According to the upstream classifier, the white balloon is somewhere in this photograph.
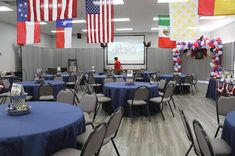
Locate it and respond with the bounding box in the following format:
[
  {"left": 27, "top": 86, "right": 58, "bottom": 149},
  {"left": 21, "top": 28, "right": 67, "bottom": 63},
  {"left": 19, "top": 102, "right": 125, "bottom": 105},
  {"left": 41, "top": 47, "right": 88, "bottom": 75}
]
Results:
[{"left": 211, "top": 72, "right": 215, "bottom": 76}]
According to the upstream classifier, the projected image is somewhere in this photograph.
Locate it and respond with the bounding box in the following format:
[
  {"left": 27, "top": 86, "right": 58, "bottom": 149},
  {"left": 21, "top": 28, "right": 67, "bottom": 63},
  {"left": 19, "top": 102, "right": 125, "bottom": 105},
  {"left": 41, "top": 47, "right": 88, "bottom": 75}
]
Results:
[{"left": 107, "top": 36, "right": 145, "bottom": 64}]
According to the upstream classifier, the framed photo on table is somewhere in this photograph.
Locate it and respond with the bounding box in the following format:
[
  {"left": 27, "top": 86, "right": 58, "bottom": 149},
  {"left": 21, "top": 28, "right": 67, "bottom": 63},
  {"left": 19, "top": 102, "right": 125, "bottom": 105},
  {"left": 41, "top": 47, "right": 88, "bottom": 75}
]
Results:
[{"left": 68, "top": 59, "right": 77, "bottom": 73}]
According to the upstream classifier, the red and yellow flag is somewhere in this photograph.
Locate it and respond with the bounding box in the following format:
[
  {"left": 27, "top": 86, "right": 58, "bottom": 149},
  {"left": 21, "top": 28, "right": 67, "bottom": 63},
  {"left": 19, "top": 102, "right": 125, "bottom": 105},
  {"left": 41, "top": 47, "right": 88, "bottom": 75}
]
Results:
[{"left": 198, "top": 0, "right": 235, "bottom": 16}]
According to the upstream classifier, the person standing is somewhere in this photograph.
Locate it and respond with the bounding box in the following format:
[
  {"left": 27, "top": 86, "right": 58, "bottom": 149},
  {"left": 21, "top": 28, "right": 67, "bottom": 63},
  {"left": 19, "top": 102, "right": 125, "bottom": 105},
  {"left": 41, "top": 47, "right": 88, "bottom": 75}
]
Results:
[{"left": 114, "top": 57, "right": 122, "bottom": 75}]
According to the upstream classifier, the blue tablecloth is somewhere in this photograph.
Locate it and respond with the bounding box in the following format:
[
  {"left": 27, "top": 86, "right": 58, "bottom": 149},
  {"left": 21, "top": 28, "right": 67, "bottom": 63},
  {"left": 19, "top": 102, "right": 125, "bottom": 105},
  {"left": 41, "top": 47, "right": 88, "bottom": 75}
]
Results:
[
  {"left": 159, "top": 74, "right": 186, "bottom": 83},
  {"left": 221, "top": 111, "right": 235, "bottom": 155},
  {"left": 94, "top": 74, "right": 126, "bottom": 85},
  {"left": 206, "top": 79, "right": 217, "bottom": 100},
  {"left": 103, "top": 82, "right": 159, "bottom": 117},
  {"left": 20, "top": 80, "right": 65, "bottom": 101},
  {"left": 0, "top": 102, "right": 85, "bottom": 156},
  {"left": 43, "top": 73, "right": 70, "bottom": 82},
  {"left": 143, "top": 71, "right": 155, "bottom": 82}
]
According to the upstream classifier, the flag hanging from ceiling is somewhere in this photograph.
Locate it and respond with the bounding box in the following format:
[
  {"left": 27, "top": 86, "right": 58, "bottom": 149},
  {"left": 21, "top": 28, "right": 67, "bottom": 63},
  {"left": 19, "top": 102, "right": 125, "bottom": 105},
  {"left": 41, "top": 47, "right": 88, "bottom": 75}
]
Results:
[
  {"left": 198, "top": 0, "right": 235, "bottom": 16},
  {"left": 169, "top": 0, "right": 199, "bottom": 41},
  {"left": 27, "top": 0, "right": 77, "bottom": 22},
  {"left": 17, "top": 0, "right": 40, "bottom": 45},
  {"left": 158, "top": 15, "right": 176, "bottom": 48},
  {"left": 86, "top": 0, "right": 114, "bottom": 43},
  {"left": 56, "top": 18, "right": 72, "bottom": 48}
]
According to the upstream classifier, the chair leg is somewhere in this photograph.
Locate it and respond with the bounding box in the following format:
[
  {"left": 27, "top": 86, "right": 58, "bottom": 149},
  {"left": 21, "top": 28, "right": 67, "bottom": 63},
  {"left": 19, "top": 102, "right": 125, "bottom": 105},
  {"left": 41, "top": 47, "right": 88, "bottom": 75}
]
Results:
[
  {"left": 185, "top": 144, "right": 193, "bottom": 156},
  {"left": 191, "top": 85, "right": 194, "bottom": 95},
  {"left": 171, "top": 97, "right": 176, "bottom": 109},
  {"left": 159, "top": 103, "right": 165, "bottom": 121},
  {"left": 129, "top": 105, "right": 133, "bottom": 123},
  {"left": 146, "top": 104, "right": 151, "bottom": 122},
  {"left": 168, "top": 102, "right": 174, "bottom": 117},
  {"left": 111, "top": 138, "right": 120, "bottom": 156},
  {"left": 214, "top": 126, "right": 221, "bottom": 138}
]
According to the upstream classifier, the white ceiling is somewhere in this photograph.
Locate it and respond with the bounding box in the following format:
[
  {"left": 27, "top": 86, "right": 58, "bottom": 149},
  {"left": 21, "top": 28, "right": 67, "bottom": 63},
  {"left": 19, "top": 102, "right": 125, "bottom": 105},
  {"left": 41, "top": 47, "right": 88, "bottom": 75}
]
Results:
[{"left": 0, "top": 0, "right": 235, "bottom": 36}]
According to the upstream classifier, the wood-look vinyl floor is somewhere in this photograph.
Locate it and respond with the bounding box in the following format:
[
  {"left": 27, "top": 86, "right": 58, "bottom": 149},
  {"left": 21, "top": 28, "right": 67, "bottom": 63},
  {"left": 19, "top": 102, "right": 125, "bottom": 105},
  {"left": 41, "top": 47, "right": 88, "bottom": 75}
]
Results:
[{"left": 93, "top": 83, "right": 220, "bottom": 156}]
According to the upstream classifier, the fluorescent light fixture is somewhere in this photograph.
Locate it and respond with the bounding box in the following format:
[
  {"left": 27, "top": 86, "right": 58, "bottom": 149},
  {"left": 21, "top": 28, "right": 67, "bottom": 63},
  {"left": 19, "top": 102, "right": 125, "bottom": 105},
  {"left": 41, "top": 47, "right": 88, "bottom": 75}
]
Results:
[
  {"left": 158, "top": 0, "right": 189, "bottom": 3},
  {"left": 72, "top": 20, "right": 86, "bottom": 23},
  {"left": 93, "top": 0, "right": 124, "bottom": 5},
  {"left": 153, "top": 16, "right": 169, "bottom": 21},
  {"left": 187, "top": 27, "right": 199, "bottom": 30},
  {"left": 82, "top": 29, "right": 87, "bottom": 32},
  {"left": 151, "top": 27, "right": 160, "bottom": 31},
  {"left": 51, "top": 30, "right": 65, "bottom": 33},
  {"left": 40, "top": 22, "right": 47, "bottom": 25},
  {"left": 116, "top": 28, "right": 133, "bottom": 31},
  {"left": 200, "top": 16, "right": 225, "bottom": 20},
  {"left": 112, "top": 18, "right": 130, "bottom": 22},
  {"left": 0, "top": 6, "right": 13, "bottom": 11},
  {"left": 153, "top": 17, "right": 159, "bottom": 21}
]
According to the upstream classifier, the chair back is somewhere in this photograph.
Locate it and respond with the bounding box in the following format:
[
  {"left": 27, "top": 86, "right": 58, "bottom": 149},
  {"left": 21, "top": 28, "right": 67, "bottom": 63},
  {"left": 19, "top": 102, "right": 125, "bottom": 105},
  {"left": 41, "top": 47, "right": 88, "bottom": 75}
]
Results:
[
  {"left": 104, "top": 107, "right": 124, "bottom": 143},
  {"left": 56, "top": 89, "right": 75, "bottom": 105},
  {"left": 184, "top": 75, "right": 193, "bottom": 84},
  {"left": 179, "top": 109, "right": 198, "bottom": 153},
  {"left": 172, "top": 75, "right": 181, "bottom": 84},
  {"left": 81, "top": 123, "right": 107, "bottom": 156},
  {"left": 216, "top": 96, "right": 235, "bottom": 116},
  {"left": 133, "top": 86, "right": 150, "bottom": 101},
  {"left": 2, "top": 79, "right": 10, "bottom": 89},
  {"left": 79, "top": 93, "right": 98, "bottom": 113},
  {"left": 115, "top": 78, "right": 125, "bottom": 82},
  {"left": 88, "top": 75, "right": 96, "bottom": 84},
  {"left": 163, "top": 83, "right": 175, "bottom": 99},
  {"left": 193, "top": 120, "right": 214, "bottom": 156},
  {"left": 104, "top": 78, "right": 114, "bottom": 84},
  {"left": 38, "top": 83, "right": 53, "bottom": 96},
  {"left": 158, "top": 79, "right": 166, "bottom": 90},
  {"left": 74, "top": 79, "right": 81, "bottom": 93},
  {"left": 80, "top": 73, "right": 87, "bottom": 85},
  {"left": 53, "top": 76, "right": 63, "bottom": 81},
  {"left": 68, "top": 75, "right": 77, "bottom": 82}
]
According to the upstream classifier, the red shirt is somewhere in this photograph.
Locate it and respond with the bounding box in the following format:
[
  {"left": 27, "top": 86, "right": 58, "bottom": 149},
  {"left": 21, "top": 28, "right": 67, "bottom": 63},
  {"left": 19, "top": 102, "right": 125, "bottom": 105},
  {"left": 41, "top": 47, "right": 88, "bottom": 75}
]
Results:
[{"left": 114, "top": 60, "right": 121, "bottom": 71}]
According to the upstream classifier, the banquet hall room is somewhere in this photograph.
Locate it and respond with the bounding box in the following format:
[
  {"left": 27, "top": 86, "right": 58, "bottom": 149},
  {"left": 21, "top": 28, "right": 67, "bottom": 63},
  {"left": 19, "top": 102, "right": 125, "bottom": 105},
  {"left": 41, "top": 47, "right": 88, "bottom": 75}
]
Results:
[{"left": 1, "top": 0, "right": 235, "bottom": 156}]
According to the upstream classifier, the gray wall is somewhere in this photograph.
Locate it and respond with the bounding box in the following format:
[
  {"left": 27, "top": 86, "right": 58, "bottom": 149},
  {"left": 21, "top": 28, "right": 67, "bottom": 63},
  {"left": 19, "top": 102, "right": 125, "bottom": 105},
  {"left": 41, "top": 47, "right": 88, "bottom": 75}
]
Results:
[
  {"left": 0, "top": 21, "right": 54, "bottom": 72},
  {"left": 22, "top": 46, "right": 104, "bottom": 81}
]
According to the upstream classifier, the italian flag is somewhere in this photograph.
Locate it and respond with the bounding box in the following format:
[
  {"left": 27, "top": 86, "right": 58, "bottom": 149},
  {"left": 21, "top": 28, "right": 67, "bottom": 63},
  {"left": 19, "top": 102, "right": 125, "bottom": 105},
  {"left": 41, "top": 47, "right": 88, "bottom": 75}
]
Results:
[
  {"left": 199, "top": 0, "right": 235, "bottom": 16},
  {"left": 158, "top": 15, "right": 176, "bottom": 49}
]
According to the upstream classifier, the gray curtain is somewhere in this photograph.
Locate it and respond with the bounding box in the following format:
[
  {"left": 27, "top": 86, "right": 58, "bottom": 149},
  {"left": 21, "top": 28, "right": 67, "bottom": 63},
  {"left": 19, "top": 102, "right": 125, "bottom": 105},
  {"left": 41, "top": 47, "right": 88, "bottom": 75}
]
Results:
[{"left": 22, "top": 46, "right": 104, "bottom": 81}]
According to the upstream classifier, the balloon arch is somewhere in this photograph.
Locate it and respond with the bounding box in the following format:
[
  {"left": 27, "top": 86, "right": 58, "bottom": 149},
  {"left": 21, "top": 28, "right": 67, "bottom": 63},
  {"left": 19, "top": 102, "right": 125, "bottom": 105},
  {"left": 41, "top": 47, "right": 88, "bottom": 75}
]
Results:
[{"left": 172, "top": 36, "right": 223, "bottom": 79}]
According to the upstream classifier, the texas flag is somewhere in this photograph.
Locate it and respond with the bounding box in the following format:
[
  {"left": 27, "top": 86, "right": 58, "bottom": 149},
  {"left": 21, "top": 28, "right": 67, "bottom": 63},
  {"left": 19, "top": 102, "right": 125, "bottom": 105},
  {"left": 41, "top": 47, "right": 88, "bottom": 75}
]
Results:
[
  {"left": 17, "top": 0, "right": 40, "bottom": 45},
  {"left": 56, "top": 19, "right": 73, "bottom": 48}
]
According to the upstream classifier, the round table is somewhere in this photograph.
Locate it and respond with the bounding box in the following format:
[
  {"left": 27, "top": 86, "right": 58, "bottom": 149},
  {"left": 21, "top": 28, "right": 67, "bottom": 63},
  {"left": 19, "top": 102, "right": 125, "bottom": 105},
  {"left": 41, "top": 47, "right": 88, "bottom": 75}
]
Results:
[
  {"left": 159, "top": 74, "right": 186, "bottom": 83},
  {"left": 43, "top": 73, "right": 70, "bottom": 82},
  {"left": 20, "top": 80, "right": 65, "bottom": 101},
  {"left": 94, "top": 74, "right": 126, "bottom": 85},
  {"left": 221, "top": 111, "right": 235, "bottom": 155},
  {"left": 103, "top": 82, "right": 159, "bottom": 117},
  {"left": 0, "top": 102, "right": 85, "bottom": 156}
]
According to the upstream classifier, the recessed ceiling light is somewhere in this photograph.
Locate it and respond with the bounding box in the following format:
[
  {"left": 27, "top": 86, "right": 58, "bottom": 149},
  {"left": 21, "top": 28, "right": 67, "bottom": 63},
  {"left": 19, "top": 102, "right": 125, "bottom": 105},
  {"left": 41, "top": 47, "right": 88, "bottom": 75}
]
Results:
[
  {"left": 158, "top": 0, "right": 189, "bottom": 3},
  {"left": 116, "top": 28, "right": 133, "bottom": 31},
  {"left": 200, "top": 16, "right": 225, "bottom": 20},
  {"left": 112, "top": 18, "right": 130, "bottom": 22},
  {"left": 151, "top": 27, "right": 160, "bottom": 31},
  {"left": 82, "top": 29, "right": 87, "bottom": 32},
  {"left": 93, "top": 0, "right": 124, "bottom": 5},
  {"left": 72, "top": 20, "right": 86, "bottom": 23},
  {"left": 40, "top": 22, "right": 47, "bottom": 25},
  {"left": 0, "top": 6, "right": 13, "bottom": 12}
]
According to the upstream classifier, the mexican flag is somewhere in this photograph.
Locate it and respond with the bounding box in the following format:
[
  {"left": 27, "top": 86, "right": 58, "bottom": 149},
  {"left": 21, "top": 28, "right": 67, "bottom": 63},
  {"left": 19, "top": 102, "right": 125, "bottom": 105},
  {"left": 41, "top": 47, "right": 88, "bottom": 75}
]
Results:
[
  {"left": 199, "top": 0, "right": 235, "bottom": 16},
  {"left": 158, "top": 15, "right": 176, "bottom": 48}
]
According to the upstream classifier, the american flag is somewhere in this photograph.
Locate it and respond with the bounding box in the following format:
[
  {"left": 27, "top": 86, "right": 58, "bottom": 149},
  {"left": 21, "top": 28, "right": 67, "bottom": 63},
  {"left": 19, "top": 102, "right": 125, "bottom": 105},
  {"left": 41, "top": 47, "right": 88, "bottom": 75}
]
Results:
[
  {"left": 17, "top": 0, "right": 40, "bottom": 45},
  {"left": 86, "top": 0, "right": 114, "bottom": 43},
  {"left": 27, "top": 0, "right": 77, "bottom": 22}
]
